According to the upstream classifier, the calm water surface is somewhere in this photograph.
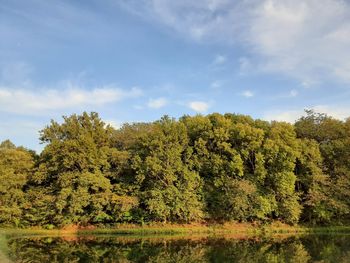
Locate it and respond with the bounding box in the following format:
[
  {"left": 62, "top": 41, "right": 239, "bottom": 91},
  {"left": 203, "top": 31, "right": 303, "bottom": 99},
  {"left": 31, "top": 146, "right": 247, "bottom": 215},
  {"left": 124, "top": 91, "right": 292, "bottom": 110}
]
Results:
[{"left": 0, "top": 233, "right": 350, "bottom": 262}]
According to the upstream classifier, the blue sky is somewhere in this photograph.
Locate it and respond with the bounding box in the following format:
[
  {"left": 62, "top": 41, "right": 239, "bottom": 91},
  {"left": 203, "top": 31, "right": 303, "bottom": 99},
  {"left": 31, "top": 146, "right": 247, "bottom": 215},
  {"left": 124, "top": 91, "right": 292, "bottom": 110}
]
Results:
[{"left": 1, "top": 0, "right": 350, "bottom": 151}]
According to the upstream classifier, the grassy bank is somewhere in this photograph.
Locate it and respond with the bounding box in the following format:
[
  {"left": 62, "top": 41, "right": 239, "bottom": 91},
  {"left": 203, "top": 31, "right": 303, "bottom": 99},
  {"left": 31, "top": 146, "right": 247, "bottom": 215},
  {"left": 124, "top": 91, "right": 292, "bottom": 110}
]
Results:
[{"left": 2, "top": 222, "right": 350, "bottom": 237}]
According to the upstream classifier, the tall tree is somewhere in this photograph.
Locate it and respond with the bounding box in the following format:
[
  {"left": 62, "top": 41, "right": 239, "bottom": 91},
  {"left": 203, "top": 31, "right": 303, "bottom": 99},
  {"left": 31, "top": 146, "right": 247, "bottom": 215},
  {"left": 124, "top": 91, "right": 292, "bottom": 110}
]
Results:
[
  {"left": 33, "top": 112, "right": 118, "bottom": 225},
  {"left": 295, "top": 110, "right": 350, "bottom": 222},
  {"left": 263, "top": 122, "right": 302, "bottom": 223},
  {"left": 132, "top": 116, "right": 203, "bottom": 222},
  {"left": 0, "top": 140, "right": 34, "bottom": 226}
]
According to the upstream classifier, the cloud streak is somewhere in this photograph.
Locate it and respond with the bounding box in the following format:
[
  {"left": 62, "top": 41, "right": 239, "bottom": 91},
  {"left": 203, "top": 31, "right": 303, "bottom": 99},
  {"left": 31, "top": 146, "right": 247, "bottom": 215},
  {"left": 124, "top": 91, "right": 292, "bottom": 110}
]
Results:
[
  {"left": 241, "top": 90, "right": 254, "bottom": 98},
  {"left": 120, "top": 0, "right": 350, "bottom": 84},
  {"left": 188, "top": 101, "right": 210, "bottom": 113},
  {"left": 212, "top": 54, "right": 227, "bottom": 65},
  {"left": 263, "top": 104, "right": 350, "bottom": 123},
  {"left": 147, "top": 97, "right": 168, "bottom": 109},
  {"left": 0, "top": 86, "right": 142, "bottom": 114}
]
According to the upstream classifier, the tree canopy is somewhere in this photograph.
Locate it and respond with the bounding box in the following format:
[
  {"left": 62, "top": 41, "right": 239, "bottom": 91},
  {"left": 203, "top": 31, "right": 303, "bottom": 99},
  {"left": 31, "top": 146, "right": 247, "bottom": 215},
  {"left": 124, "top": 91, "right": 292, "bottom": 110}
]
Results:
[{"left": 1, "top": 110, "right": 350, "bottom": 227}]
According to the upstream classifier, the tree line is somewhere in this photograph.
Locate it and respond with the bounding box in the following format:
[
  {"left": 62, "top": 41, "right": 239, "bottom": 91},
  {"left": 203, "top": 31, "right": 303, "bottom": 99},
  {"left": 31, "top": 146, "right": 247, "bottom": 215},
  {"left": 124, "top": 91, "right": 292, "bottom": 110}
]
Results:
[{"left": 1, "top": 110, "right": 349, "bottom": 227}]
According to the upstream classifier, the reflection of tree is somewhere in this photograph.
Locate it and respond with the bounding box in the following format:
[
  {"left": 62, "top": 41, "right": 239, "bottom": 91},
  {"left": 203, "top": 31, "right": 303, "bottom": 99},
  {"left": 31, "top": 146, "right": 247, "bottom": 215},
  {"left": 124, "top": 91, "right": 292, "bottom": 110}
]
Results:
[
  {"left": 205, "top": 238, "right": 312, "bottom": 263},
  {"left": 301, "top": 235, "right": 350, "bottom": 263},
  {"left": 5, "top": 235, "right": 350, "bottom": 262},
  {"left": 0, "top": 235, "right": 11, "bottom": 263}
]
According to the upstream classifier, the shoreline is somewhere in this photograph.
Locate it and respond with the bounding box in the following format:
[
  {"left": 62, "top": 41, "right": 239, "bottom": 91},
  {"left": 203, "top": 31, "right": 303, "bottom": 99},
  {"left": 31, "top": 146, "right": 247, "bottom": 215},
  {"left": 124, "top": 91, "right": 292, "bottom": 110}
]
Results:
[{"left": 2, "top": 223, "right": 350, "bottom": 237}]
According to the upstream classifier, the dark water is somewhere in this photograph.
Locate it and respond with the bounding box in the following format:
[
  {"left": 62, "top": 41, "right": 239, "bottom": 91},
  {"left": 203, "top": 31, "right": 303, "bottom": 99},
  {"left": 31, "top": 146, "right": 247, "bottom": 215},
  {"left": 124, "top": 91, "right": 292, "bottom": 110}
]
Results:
[{"left": 1, "top": 233, "right": 350, "bottom": 262}]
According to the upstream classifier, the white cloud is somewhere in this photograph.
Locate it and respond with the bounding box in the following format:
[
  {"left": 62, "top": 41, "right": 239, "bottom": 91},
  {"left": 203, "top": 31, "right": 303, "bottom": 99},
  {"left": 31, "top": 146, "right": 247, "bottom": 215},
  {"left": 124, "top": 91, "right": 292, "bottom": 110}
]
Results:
[
  {"left": 147, "top": 97, "right": 168, "bottom": 109},
  {"left": 263, "top": 109, "right": 304, "bottom": 123},
  {"left": 210, "top": 80, "right": 222, "bottom": 89},
  {"left": 268, "top": 89, "right": 299, "bottom": 100},
  {"left": 119, "top": 0, "right": 235, "bottom": 41},
  {"left": 213, "top": 54, "right": 227, "bottom": 65},
  {"left": 312, "top": 105, "right": 350, "bottom": 120},
  {"left": 289, "top": 89, "right": 298, "bottom": 97},
  {"left": 246, "top": 0, "right": 350, "bottom": 83},
  {"left": 0, "top": 86, "right": 142, "bottom": 114},
  {"left": 121, "top": 0, "right": 350, "bottom": 84},
  {"left": 188, "top": 101, "right": 210, "bottom": 113},
  {"left": 241, "top": 90, "right": 254, "bottom": 98},
  {"left": 300, "top": 80, "right": 319, "bottom": 88},
  {"left": 104, "top": 119, "right": 122, "bottom": 129},
  {"left": 263, "top": 105, "right": 350, "bottom": 123}
]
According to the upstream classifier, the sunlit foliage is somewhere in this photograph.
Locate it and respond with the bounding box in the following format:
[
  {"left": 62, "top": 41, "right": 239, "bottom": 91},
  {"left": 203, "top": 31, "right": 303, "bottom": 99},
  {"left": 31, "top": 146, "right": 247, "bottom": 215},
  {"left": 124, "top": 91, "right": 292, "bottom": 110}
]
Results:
[{"left": 1, "top": 110, "right": 349, "bottom": 226}]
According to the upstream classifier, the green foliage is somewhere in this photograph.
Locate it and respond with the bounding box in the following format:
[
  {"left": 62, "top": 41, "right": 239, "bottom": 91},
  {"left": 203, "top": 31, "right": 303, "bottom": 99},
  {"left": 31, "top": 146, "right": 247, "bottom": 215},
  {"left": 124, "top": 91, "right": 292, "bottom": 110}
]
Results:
[
  {"left": 132, "top": 117, "right": 203, "bottom": 222},
  {"left": 29, "top": 112, "right": 136, "bottom": 225},
  {"left": 1, "top": 110, "right": 350, "bottom": 226},
  {"left": 262, "top": 122, "right": 302, "bottom": 223},
  {"left": 295, "top": 110, "right": 350, "bottom": 223},
  {"left": 0, "top": 141, "right": 34, "bottom": 226}
]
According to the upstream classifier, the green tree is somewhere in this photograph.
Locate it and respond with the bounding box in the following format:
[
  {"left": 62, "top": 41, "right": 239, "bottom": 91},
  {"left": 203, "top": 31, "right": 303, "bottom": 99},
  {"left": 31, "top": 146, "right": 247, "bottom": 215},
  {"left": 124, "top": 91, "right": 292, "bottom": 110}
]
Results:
[
  {"left": 132, "top": 116, "right": 203, "bottom": 222},
  {"left": 33, "top": 112, "right": 123, "bottom": 225},
  {"left": 295, "top": 139, "right": 332, "bottom": 224},
  {"left": 0, "top": 140, "right": 34, "bottom": 226},
  {"left": 263, "top": 122, "right": 302, "bottom": 223},
  {"left": 295, "top": 110, "right": 350, "bottom": 223},
  {"left": 182, "top": 114, "right": 272, "bottom": 221}
]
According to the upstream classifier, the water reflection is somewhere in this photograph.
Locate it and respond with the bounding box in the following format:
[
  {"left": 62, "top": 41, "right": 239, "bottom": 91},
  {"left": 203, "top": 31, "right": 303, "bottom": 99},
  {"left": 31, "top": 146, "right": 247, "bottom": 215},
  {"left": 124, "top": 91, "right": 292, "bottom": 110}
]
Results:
[{"left": 1, "top": 234, "right": 350, "bottom": 262}]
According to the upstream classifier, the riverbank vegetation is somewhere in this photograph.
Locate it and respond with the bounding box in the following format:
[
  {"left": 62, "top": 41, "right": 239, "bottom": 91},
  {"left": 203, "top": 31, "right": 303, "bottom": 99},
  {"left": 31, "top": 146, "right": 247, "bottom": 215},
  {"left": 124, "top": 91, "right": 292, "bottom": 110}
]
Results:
[
  {"left": 4, "top": 233, "right": 350, "bottom": 263},
  {"left": 1, "top": 110, "right": 350, "bottom": 228},
  {"left": 2, "top": 222, "right": 350, "bottom": 238}
]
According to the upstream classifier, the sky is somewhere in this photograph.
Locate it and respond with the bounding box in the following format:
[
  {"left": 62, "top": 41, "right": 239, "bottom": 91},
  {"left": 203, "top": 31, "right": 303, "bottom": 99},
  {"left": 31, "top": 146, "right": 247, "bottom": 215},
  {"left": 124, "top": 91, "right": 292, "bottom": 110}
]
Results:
[{"left": 1, "top": 0, "right": 350, "bottom": 151}]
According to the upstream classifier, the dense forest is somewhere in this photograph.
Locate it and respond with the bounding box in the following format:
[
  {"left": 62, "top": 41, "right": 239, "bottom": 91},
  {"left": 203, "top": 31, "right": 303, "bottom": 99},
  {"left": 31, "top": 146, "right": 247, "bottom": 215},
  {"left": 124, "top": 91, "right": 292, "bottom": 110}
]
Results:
[{"left": 1, "top": 110, "right": 350, "bottom": 228}]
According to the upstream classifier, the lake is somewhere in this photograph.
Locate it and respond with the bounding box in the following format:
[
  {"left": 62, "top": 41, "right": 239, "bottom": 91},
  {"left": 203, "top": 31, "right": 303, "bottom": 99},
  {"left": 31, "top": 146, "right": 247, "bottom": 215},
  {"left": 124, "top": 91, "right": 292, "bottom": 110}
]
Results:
[{"left": 1, "top": 233, "right": 350, "bottom": 262}]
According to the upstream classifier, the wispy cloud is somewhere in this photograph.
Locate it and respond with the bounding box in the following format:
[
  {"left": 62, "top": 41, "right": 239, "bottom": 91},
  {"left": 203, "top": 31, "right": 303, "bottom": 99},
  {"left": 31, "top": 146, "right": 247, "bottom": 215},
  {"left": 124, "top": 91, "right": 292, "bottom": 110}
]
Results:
[
  {"left": 289, "top": 89, "right": 298, "bottom": 97},
  {"left": 188, "top": 101, "right": 210, "bottom": 113},
  {"left": 241, "top": 90, "right": 254, "bottom": 98},
  {"left": 210, "top": 80, "right": 222, "bottom": 89},
  {"left": 120, "top": 0, "right": 350, "bottom": 84},
  {"left": 263, "top": 104, "right": 350, "bottom": 123},
  {"left": 119, "top": 0, "right": 240, "bottom": 42},
  {"left": 104, "top": 119, "right": 122, "bottom": 130},
  {"left": 267, "top": 89, "right": 300, "bottom": 100},
  {"left": 263, "top": 109, "right": 303, "bottom": 123},
  {"left": 0, "top": 86, "right": 142, "bottom": 114},
  {"left": 147, "top": 97, "right": 168, "bottom": 109},
  {"left": 311, "top": 105, "right": 350, "bottom": 120},
  {"left": 246, "top": 0, "right": 350, "bottom": 84},
  {"left": 213, "top": 54, "right": 227, "bottom": 65}
]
